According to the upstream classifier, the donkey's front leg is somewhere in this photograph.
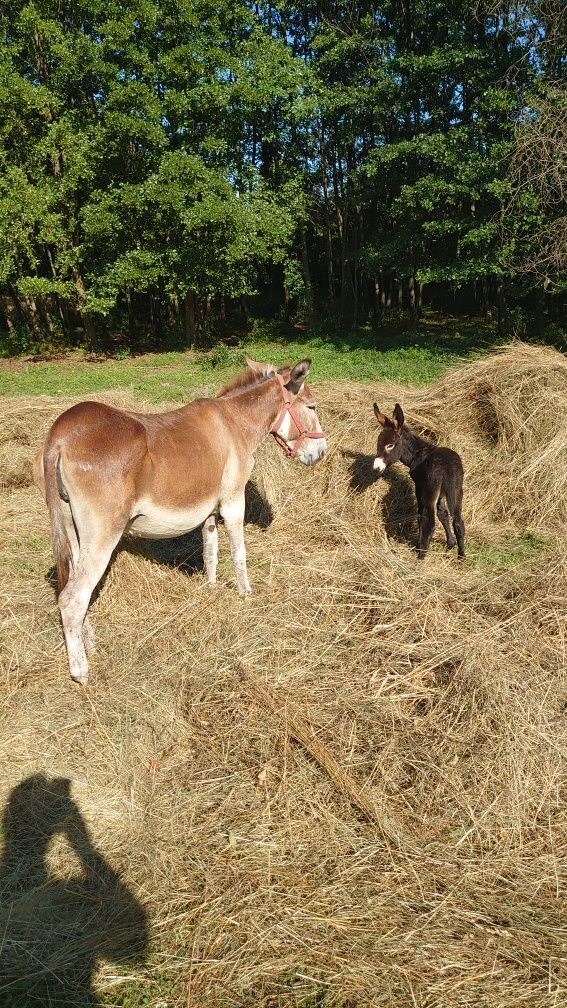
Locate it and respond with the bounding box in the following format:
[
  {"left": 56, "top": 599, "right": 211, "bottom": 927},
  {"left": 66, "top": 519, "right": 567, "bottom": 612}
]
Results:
[
  {"left": 220, "top": 496, "right": 251, "bottom": 595},
  {"left": 202, "top": 512, "right": 219, "bottom": 585}
]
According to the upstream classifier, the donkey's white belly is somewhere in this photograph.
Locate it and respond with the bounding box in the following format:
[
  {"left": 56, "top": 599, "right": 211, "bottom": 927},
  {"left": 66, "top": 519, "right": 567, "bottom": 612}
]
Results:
[{"left": 128, "top": 498, "right": 217, "bottom": 538}]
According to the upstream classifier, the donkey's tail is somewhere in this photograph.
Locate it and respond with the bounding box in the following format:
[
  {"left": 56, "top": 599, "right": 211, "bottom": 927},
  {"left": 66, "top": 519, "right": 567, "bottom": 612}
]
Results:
[{"left": 43, "top": 445, "right": 73, "bottom": 594}]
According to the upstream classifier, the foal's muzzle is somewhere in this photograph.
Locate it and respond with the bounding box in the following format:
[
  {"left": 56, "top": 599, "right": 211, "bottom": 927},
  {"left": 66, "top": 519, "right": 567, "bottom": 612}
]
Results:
[{"left": 373, "top": 457, "right": 386, "bottom": 475}]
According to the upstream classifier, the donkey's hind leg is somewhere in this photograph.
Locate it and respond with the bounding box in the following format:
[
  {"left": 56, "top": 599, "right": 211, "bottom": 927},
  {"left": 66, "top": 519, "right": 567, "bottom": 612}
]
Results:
[
  {"left": 58, "top": 530, "right": 123, "bottom": 684},
  {"left": 60, "top": 500, "right": 96, "bottom": 655},
  {"left": 202, "top": 513, "right": 219, "bottom": 585},
  {"left": 437, "top": 496, "right": 457, "bottom": 549}
]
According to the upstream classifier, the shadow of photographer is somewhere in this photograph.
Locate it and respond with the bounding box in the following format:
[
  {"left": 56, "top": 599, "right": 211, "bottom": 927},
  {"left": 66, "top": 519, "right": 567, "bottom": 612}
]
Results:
[{"left": 0, "top": 774, "right": 148, "bottom": 1006}]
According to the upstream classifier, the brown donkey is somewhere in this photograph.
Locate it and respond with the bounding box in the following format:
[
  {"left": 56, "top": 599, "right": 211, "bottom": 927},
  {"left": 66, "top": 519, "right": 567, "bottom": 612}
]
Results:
[
  {"left": 34, "top": 357, "right": 327, "bottom": 683},
  {"left": 372, "top": 402, "right": 465, "bottom": 559}
]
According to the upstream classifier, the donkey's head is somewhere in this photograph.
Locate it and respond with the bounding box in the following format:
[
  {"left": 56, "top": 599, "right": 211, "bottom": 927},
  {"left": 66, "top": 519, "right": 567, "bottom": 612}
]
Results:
[
  {"left": 246, "top": 356, "right": 327, "bottom": 465},
  {"left": 372, "top": 402, "right": 406, "bottom": 475}
]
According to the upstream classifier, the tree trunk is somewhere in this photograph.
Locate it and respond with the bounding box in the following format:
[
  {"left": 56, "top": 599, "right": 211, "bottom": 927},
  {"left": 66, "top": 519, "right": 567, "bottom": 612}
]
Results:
[
  {"left": 318, "top": 122, "right": 335, "bottom": 303},
  {"left": 300, "top": 227, "right": 314, "bottom": 315},
  {"left": 408, "top": 273, "right": 418, "bottom": 321},
  {"left": 184, "top": 291, "right": 196, "bottom": 348},
  {"left": 73, "top": 268, "right": 97, "bottom": 351},
  {"left": 481, "top": 277, "right": 492, "bottom": 319},
  {"left": 495, "top": 279, "right": 508, "bottom": 337}
]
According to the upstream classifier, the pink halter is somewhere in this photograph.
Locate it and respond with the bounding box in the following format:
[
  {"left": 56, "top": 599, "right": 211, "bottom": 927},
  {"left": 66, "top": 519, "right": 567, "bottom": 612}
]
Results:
[{"left": 270, "top": 373, "right": 325, "bottom": 458}]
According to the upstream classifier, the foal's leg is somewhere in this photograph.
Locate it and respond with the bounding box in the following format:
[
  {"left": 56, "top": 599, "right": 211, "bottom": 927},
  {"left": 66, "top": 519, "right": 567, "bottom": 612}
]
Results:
[
  {"left": 437, "top": 496, "right": 457, "bottom": 549},
  {"left": 58, "top": 530, "right": 123, "bottom": 684},
  {"left": 452, "top": 507, "right": 466, "bottom": 560},
  {"left": 416, "top": 486, "right": 437, "bottom": 560},
  {"left": 202, "top": 513, "right": 219, "bottom": 585},
  {"left": 220, "top": 496, "right": 251, "bottom": 595}
]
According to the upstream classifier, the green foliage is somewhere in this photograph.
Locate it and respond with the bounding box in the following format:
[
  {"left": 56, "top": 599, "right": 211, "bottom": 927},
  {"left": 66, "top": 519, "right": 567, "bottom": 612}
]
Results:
[{"left": 0, "top": 0, "right": 563, "bottom": 351}]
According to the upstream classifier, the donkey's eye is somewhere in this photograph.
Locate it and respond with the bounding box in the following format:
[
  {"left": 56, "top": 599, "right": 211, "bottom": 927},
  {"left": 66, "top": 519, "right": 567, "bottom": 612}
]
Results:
[
  {"left": 385, "top": 442, "right": 395, "bottom": 452},
  {"left": 307, "top": 404, "right": 317, "bottom": 411}
]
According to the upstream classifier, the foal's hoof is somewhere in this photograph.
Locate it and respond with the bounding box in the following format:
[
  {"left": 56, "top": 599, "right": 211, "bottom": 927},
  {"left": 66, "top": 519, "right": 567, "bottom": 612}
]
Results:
[{"left": 70, "top": 670, "right": 89, "bottom": 686}]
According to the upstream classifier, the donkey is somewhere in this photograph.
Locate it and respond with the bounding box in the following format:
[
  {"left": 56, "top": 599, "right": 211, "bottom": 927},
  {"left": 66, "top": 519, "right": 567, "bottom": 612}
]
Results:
[
  {"left": 372, "top": 403, "right": 465, "bottom": 559},
  {"left": 34, "top": 357, "right": 327, "bottom": 684}
]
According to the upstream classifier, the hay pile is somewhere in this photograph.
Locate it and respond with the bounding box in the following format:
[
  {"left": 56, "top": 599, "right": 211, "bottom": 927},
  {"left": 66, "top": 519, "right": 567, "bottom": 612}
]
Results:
[{"left": 0, "top": 342, "right": 566, "bottom": 1007}]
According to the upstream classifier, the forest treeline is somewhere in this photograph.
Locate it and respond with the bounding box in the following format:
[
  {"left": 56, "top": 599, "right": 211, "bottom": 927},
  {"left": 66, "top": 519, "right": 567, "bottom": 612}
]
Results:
[{"left": 0, "top": 0, "right": 565, "bottom": 352}]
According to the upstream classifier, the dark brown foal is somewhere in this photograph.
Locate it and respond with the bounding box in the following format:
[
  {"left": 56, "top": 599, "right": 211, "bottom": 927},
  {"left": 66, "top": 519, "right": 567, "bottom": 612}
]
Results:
[{"left": 372, "top": 403, "right": 465, "bottom": 559}]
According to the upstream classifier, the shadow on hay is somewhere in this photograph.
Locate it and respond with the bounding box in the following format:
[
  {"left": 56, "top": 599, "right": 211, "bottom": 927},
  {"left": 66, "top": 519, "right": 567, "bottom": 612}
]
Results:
[
  {"left": 125, "top": 478, "right": 273, "bottom": 574},
  {"left": 43, "top": 480, "right": 274, "bottom": 589},
  {"left": 343, "top": 449, "right": 377, "bottom": 493},
  {"left": 0, "top": 774, "right": 148, "bottom": 1007},
  {"left": 380, "top": 468, "right": 418, "bottom": 548},
  {"left": 343, "top": 449, "right": 417, "bottom": 548}
]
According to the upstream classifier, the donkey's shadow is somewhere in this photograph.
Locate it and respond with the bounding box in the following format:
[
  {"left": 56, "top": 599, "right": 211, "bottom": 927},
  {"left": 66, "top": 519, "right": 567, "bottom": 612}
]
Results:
[
  {"left": 125, "top": 478, "right": 273, "bottom": 575},
  {"left": 44, "top": 479, "right": 273, "bottom": 597},
  {"left": 343, "top": 450, "right": 417, "bottom": 548}
]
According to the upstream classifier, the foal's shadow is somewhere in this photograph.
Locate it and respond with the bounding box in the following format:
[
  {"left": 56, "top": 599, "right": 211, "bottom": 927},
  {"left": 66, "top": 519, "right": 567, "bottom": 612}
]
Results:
[
  {"left": 0, "top": 774, "right": 148, "bottom": 1006},
  {"left": 343, "top": 449, "right": 377, "bottom": 493},
  {"left": 380, "top": 468, "right": 418, "bottom": 547},
  {"left": 124, "top": 478, "right": 273, "bottom": 576},
  {"left": 343, "top": 450, "right": 417, "bottom": 548}
]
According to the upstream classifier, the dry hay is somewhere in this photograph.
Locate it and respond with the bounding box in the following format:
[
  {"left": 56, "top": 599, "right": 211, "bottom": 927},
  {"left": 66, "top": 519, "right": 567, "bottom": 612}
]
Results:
[{"left": 0, "top": 341, "right": 566, "bottom": 1007}]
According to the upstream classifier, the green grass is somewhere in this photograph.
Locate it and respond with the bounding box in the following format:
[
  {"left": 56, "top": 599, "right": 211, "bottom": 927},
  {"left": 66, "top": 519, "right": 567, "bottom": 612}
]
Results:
[
  {"left": 0, "top": 316, "right": 501, "bottom": 402},
  {"left": 469, "top": 532, "right": 551, "bottom": 574},
  {"left": 100, "top": 975, "right": 174, "bottom": 1007}
]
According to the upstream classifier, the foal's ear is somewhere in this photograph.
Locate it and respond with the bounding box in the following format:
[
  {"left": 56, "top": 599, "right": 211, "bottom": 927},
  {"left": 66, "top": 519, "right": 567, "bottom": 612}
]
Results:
[
  {"left": 373, "top": 403, "right": 388, "bottom": 426},
  {"left": 287, "top": 358, "right": 311, "bottom": 393},
  {"left": 392, "top": 403, "right": 405, "bottom": 430}
]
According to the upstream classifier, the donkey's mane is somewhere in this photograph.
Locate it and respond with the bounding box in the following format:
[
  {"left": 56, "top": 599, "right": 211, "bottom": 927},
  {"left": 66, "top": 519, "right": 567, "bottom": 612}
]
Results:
[{"left": 216, "top": 364, "right": 289, "bottom": 398}]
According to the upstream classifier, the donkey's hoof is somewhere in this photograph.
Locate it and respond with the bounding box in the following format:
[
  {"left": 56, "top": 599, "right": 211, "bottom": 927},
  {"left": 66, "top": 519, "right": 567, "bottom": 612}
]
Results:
[{"left": 70, "top": 671, "right": 89, "bottom": 686}]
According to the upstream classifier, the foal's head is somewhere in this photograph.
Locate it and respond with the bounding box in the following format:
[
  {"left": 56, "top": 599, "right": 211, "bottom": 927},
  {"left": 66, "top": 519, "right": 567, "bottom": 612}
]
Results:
[
  {"left": 372, "top": 402, "right": 406, "bottom": 475},
  {"left": 246, "top": 356, "right": 328, "bottom": 465}
]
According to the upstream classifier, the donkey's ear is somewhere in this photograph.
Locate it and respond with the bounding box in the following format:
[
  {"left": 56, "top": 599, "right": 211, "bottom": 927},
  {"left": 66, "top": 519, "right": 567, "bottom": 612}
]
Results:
[
  {"left": 392, "top": 403, "right": 405, "bottom": 430},
  {"left": 373, "top": 403, "right": 388, "bottom": 426},
  {"left": 290, "top": 358, "right": 311, "bottom": 383},
  {"left": 286, "top": 357, "right": 311, "bottom": 393},
  {"left": 245, "top": 356, "right": 275, "bottom": 377}
]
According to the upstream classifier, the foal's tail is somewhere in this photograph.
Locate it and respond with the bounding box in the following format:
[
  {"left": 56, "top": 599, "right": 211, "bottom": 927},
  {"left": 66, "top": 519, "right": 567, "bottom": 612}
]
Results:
[
  {"left": 43, "top": 445, "right": 73, "bottom": 595},
  {"left": 444, "top": 481, "right": 463, "bottom": 518}
]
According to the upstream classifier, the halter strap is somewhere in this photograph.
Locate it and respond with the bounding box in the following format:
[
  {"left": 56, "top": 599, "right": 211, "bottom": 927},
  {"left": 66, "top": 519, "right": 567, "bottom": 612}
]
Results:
[{"left": 269, "top": 372, "right": 325, "bottom": 458}]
